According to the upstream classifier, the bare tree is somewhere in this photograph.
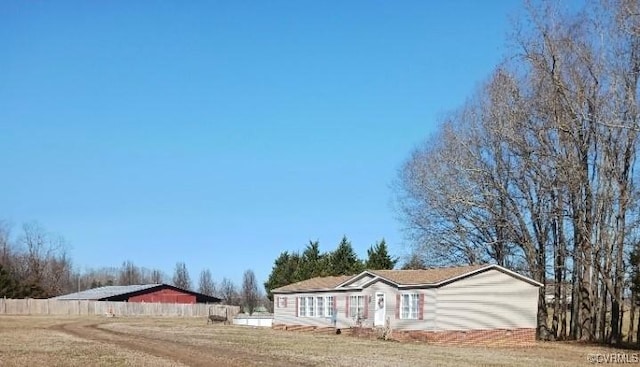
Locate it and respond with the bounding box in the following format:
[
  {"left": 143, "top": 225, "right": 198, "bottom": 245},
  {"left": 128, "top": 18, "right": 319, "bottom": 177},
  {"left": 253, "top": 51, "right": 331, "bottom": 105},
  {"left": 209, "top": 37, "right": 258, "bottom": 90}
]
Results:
[
  {"left": 395, "top": 0, "right": 640, "bottom": 344},
  {"left": 219, "top": 277, "right": 239, "bottom": 306},
  {"left": 198, "top": 268, "right": 216, "bottom": 296},
  {"left": 242, "top": 269, "right": 259, "bottom": 315},
  {"left": 118, "top": 260, "right": 141, "bottom": 285},
  {"left": 172, "top": 262, "right": 192, "bottom": 290},
  {"left": 150, "top": 269, "right": 164, "bottom": 284}
]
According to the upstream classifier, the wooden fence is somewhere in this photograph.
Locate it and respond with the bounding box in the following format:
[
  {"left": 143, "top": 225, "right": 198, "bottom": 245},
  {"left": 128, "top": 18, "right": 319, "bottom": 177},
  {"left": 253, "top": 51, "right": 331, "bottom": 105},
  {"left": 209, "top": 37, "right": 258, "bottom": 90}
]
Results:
[{"left": 0, "top": 298, "right": 239, "bottom": 318}]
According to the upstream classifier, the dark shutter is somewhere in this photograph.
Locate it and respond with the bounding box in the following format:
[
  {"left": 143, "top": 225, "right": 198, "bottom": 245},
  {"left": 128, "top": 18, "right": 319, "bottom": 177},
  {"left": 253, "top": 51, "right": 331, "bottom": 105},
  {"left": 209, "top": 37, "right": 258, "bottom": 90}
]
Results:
[
  {"left": 346, "top": 296, "right": 350, "bottom": 318},
  {"left": 395, "top": 294, "right": 400, "bottom": 319},
  {"left": 295, "top": 297, "right": 299, "bottom": 317},
  {"left": 284, "top": 297, "right": 288, "bottom": 308},
  {"left": 364, "top": 295, "right": 369, "bottom": 319},
  {"left": 418, "top": 294, "right": 425, "bottom": 320}
]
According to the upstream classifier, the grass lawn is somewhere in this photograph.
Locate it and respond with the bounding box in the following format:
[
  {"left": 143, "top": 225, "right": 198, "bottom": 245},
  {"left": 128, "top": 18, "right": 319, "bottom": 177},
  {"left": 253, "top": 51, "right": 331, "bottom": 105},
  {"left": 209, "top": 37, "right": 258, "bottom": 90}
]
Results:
[{"left": 0, "top": 315, "right": 629, "bottom": 366}]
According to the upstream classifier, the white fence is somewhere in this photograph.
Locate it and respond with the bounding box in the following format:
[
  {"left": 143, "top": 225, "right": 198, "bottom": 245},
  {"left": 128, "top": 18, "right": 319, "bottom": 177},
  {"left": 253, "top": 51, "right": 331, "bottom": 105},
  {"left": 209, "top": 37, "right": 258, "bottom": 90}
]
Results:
[
  {"left": 0, "top": 298, "right": 239, "bottom": 318},
  {"left": 233, "top": 313, "right": 274, "bottom": 327}
]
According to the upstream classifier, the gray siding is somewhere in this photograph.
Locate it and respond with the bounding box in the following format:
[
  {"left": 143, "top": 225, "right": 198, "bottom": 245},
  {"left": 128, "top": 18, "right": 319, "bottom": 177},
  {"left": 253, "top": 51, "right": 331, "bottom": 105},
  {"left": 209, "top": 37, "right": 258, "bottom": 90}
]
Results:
[
  {"left": 435, "top": 269, "right": 538, "bottom": 331},
  {"left": 344, "top": 274, "right": 374, "bottom": 287},
  {"left": 273, "top": 292, "right": 353, "bottom": 328},
  {"left": 273, "top": 269, "right": 538, "bottom": 332}
]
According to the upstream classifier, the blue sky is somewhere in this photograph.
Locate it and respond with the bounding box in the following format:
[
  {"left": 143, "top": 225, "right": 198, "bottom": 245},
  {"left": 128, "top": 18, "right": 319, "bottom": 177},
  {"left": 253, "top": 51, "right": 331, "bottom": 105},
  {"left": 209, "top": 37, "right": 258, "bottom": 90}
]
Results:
[{"left": 0, "top": 1, "right": 523, "bottom": 287}]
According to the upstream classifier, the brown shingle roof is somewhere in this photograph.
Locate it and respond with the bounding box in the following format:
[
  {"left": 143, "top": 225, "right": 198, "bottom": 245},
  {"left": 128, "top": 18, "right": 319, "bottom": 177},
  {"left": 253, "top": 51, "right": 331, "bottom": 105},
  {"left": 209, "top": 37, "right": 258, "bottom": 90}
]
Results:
[
  {"left": 272, "top": 265, "right": 497, "bottom": 293},
  {"left": 369, "top": 264, "right": 489, "bottom": 285},
  {"left": 272, "top": 275, "right": 353, "bottom": 293}
]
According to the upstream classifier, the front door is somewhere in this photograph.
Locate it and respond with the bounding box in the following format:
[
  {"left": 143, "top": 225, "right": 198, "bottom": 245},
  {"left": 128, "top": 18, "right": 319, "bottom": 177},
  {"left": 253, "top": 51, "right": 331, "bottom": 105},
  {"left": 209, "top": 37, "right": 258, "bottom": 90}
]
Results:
[{"left": 374, "top": 292, "right": 385, "bottom": 327}]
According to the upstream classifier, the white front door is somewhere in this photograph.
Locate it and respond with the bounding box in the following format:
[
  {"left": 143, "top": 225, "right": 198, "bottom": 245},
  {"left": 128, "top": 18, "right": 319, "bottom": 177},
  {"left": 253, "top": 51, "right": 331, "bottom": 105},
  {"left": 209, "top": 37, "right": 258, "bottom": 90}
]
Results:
[{"left": 374, "top": 292, "right": 385, "bottom": 327}]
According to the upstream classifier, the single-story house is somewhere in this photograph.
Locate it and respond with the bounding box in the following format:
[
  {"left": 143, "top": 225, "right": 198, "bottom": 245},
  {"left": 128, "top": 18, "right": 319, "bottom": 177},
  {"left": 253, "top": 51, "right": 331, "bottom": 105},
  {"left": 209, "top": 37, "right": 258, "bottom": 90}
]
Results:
[
  {"left": 271, "top": 264, "right": 541, "bottom": 345},
  {"left": 52, "top": 284, "right": 221, "bottom": 304}
]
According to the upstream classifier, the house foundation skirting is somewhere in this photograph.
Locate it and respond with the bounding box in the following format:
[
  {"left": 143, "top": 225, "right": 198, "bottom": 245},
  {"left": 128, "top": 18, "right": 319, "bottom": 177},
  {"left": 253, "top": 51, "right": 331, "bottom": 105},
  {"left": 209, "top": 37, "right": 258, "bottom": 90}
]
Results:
[
  {"left": 272, "top": 324, "right": 536, "bottom": 346},
  {"left": 392, "top": 328, "right": 536, "bottom": 346}
]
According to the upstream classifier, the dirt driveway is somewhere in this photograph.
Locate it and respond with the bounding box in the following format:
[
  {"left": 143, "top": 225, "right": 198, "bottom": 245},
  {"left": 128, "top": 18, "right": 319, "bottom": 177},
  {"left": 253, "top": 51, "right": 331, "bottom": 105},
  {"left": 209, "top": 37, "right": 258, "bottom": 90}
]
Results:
[{"left": 50, "top": 320, "right": 282, "bottom": 367}]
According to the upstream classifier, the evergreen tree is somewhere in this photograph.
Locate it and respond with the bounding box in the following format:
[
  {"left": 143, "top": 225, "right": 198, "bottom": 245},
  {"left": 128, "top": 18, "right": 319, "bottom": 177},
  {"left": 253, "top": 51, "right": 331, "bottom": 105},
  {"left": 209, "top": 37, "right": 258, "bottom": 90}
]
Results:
[
  {"left": 294, "top": 241, "right": 326, "bottom": 279},
  {"left": 364, "top": 239, "right": 397, "bottom": 270},
  {"left": 263, "top": 251, "right": 301, "bottom": 300},
  {"left": 329, "top": 236, "right": 364, "bottom": 275},
  {"left": 0, "top": 264, "right": 21, "bottom": 298}
]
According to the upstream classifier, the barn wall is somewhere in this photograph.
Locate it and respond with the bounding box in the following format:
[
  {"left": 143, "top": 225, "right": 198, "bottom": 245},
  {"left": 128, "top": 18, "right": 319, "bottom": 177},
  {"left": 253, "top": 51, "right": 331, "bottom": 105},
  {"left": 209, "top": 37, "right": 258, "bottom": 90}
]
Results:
[
  {"left": 128, "top": 289, "right": 196, "bottom": 304},
  {"left": 435, "top": 269, "right": 538, "bottom": 331}
]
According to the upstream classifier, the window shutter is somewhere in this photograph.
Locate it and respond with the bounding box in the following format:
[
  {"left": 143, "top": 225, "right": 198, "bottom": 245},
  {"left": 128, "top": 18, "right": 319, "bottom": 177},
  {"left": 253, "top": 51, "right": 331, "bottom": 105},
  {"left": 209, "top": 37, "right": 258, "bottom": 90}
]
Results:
[
  {"left": 418, "top": 294, "right": 424, "bottom": 320},
  {"left": 284, "top": 297, "right": 288, "bottom": 308},
  {"left": 345, "top": 296, "right": 350, "bottom": 318},
  {"left": 295, "top": 297, "right": 299, "bottom": 317},
  {"left": 395, "top": 294, "right": 400, "bottom": 319},
  {"left": 364, "top": 295, "right": 369, "bottom": 319},
  {"left": 333, "top": 296, "right": 337, "bottom": 314}
]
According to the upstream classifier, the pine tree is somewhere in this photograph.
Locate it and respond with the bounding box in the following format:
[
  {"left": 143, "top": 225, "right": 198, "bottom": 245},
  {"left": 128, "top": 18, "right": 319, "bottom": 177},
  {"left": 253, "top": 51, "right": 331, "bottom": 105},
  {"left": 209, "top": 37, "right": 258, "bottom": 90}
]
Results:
[
  {"left": 329, "top": 236, "right": 364, "bottom": 275},
  {"left": 364, "top": 239, "right": 397, "bottom": 270},
  {"left": 264, "top": 251, "right": 301, "bottom": 300}
]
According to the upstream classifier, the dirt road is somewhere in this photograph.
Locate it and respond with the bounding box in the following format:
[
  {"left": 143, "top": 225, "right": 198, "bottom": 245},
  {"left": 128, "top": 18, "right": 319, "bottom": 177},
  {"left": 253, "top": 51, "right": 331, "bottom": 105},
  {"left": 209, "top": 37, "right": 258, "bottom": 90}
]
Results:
[{"left": 50, "top": 319, "right": 297, "bottom": 367}]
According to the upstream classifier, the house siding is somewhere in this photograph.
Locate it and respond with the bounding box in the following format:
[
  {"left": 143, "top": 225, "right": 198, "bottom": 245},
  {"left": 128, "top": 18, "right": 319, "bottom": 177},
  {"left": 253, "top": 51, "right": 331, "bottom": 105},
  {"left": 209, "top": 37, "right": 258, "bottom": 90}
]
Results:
[
  {"left": 434, "top": 269, "right": 538, "bottom": 331},
  {"left": 274, "top": 292, "right": 351, "bottom": 329},
  {"left": 273, "top": 268, "right": 538, "bottom": 338},
  {"left": 343, "top": 274, "right": 374, "bottom": 288}
]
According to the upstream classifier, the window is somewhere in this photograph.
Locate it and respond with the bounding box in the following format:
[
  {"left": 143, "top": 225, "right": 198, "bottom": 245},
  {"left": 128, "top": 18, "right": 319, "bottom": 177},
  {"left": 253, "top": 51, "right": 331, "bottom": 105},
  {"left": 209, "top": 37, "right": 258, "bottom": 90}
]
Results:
[
  {"left": 400, "top": 293, "right": 419, "bottom": 319},
  {"left": 277, "top": 296, "right": 287, "bottom": 308},
  {"left": 316, "top": 297, "right": 324, "bottom": 318},
  {"left": 349, "top": 295, "right": 366, "bottom": 319},
  {"left": 325, "top": 296, "right": 334, "bottom": 317},
  {"left": 299, "top": 297, "right": 306, "bottom": 316},
  {"left": 307, "top": 297, "right": 315, "bottom": 317},
  {"left": 298, "top": 296, "right": 334, "bottom": 317}
]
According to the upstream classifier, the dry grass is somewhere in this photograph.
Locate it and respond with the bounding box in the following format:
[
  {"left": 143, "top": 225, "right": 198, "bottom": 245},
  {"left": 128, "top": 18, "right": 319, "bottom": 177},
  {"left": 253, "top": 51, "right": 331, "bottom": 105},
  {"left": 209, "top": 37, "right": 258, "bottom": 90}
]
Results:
[{"left": 0, "top": 315, "right": 632, "bottom": 366}]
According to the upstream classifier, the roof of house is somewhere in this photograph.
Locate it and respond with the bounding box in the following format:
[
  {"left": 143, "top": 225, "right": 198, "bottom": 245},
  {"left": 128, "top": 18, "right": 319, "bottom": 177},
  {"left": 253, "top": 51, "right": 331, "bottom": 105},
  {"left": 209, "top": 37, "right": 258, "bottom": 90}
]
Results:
[
  {"left": 52, "top": 283, "right": 221, "bottom": 303},
  {"left": 272, "top": 264, "right": 541, "bottom": 293},
  {"left": 368, "top": 265, "right": 488, "bottom": 286},
  {"left": 271, "top": 275, "right": 353, "bottom": 293}
]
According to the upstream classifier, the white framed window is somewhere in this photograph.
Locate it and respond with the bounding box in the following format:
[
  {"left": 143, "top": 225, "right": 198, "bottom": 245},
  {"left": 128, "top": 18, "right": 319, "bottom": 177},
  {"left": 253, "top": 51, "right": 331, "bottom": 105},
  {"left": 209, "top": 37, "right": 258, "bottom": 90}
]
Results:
[
  {"left": 349, "top": 295, "right": 366, "bottom": 319},
  {"left": 316, "top": 297, "right": 324, "bottom": 318},
  {"left": 325, "top": 296, "right": 334, "bottom": 317},
  {"left": 298, "top": 296, "right": 335, "bottom": 317},
  {"left": 400, "top": 293, "right": 419, "bottom": 319},
  {"left": 299, "top": 297, "right": 306, "bottom": 316},
  {"left": 307, "top": 297, "right": 315, "bottom": 317}
]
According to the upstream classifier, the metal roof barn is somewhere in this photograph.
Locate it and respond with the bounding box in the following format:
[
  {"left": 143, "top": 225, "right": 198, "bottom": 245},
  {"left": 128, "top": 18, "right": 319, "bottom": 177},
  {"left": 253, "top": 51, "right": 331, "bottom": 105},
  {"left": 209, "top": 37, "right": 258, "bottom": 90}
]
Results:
[{"left": 52, "top": 284, "right": 221, "bottom": 304}]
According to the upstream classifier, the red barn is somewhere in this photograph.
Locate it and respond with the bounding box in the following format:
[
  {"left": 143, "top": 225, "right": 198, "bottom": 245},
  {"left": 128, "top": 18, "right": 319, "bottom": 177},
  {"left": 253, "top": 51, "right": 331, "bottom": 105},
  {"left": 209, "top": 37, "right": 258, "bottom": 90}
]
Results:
[{"left": 53, "top": 284, "right": 221, "bottom": 304}]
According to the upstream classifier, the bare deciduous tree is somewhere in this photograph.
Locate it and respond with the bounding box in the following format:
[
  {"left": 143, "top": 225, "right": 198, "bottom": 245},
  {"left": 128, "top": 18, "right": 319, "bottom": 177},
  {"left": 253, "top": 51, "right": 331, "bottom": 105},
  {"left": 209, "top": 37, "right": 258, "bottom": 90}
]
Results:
[
  {"left": 118, "top": 260, "right": 141, "bottom": 285},
  {"left": 242, "top": 269, "right": 259, "bottom": 315},
  {"left": 219, "top": 277, "right": 239, "bottom": 306},
  {"left": 172, "top": 261, "right": 192, "bottom": 290},
  {"left": 198, "top": 268, "right": 216, "bottom": 296},
  {"left": 396, "top": 0, "right": 640, "bottom": 344}
]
